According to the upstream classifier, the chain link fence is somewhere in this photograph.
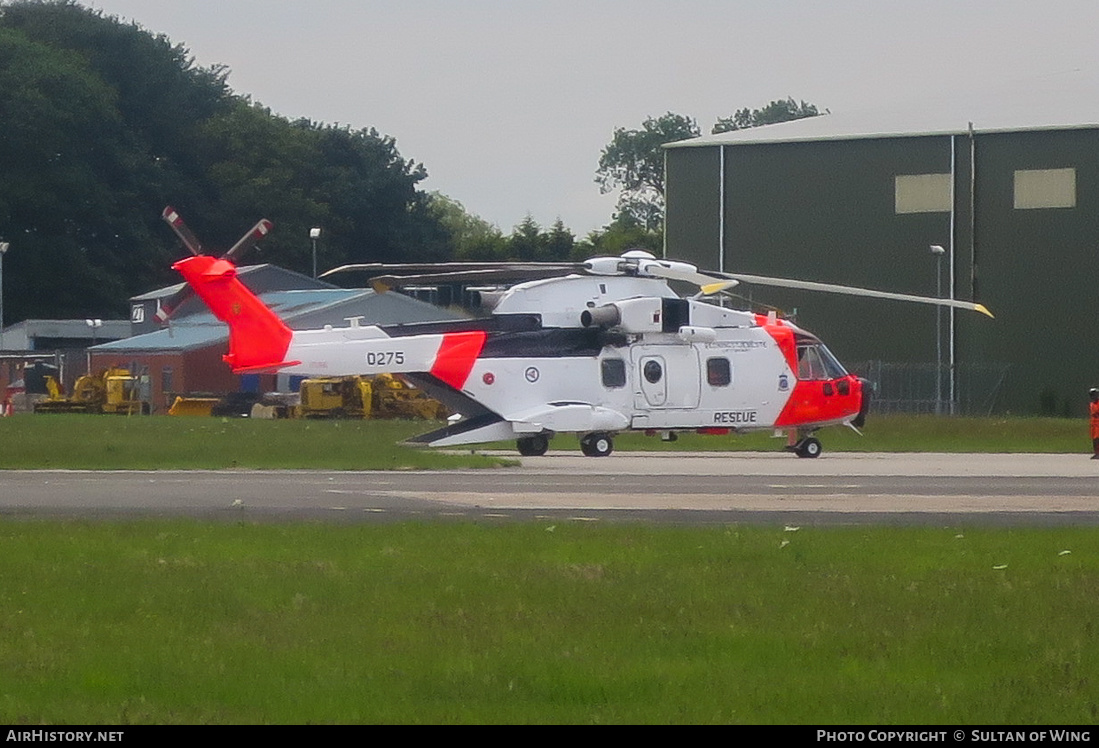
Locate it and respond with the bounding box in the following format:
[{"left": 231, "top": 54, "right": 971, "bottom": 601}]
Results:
[{"left": 847, "top": 360, "right": 1011, "bottom": 416}]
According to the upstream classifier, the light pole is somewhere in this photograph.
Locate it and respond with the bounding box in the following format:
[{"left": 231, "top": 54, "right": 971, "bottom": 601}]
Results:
[
  {"left": 85, "top": 318, "right": 102, "bottom": 376},
  {"left": 310, "top": 227, "right": 322, "bottom": 279},
  {"left": 930, "top": 244, "right": 945, "bottom": 415},
  {"left": 0, "top": 241, "right": 8, "bottom": 351}
]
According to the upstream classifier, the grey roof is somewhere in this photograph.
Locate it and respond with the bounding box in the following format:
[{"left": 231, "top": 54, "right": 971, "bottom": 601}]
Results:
[
  {"left": 2, "top": 319, "right": 130, "bottom": 340},
  {"left": 96, "top": 287, "right": 462, "bottom": 353},
  {"left": 668, "top": 71, "right": 1099, "bottom": 148},
  {"left": 92, "top": 322, "right": 227, "bottom": 353},
  {"left": 131, "top": 263, "right": 334, "bottom": 302}
]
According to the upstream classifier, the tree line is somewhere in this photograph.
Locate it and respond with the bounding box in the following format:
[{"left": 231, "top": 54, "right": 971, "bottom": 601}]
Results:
[
  {"left": 595, "top": 101, "right": 823, "bottom": 230},
  {"left": 0, "top": 0, "right": 822, "bottom": 323}
]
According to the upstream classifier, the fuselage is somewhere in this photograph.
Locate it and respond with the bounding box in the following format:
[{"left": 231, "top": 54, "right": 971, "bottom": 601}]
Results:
[{"left": 173, "top": 255, "right": 866, "bottom": 450}]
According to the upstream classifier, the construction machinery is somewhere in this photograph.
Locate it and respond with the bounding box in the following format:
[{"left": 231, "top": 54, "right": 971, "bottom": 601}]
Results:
[
  {"left": 165, "top": 374, "right": 446, "bottom": 420},
  {"left": 298, "top": 373, "right": 446, "bottom": 420},
  {"left": 34, "top": 367, "right": 147, "bottom": 415}
]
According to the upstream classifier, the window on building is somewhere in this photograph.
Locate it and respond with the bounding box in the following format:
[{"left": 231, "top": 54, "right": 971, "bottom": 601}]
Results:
[
  {"left": 706, "top": 357, "right": 731, "bottom": 387},
  {"left": 894, "top": 173, "right": 952, "bottom": 214},
  {"left": 161, "top": 366, "right": 173, "bottom": 395},
  {"left": 1014, "top": 168, "right": 1076, "bottom": 209},
  {"left": 601, "top": 358, "right": 626, "bottom": 388}
]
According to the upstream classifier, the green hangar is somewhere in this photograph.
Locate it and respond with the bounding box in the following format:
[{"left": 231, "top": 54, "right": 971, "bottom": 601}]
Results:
[{"left": 664, "top": 104, "right": 1099, "bottom": 416}]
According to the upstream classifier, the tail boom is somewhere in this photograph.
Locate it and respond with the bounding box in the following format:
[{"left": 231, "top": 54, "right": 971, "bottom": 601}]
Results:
[
  {"left": 172, "top": 255, "right": 298, "bottom": 372},
  {"left": 173, "top": 254, "right": 488, "bottom": 388}
]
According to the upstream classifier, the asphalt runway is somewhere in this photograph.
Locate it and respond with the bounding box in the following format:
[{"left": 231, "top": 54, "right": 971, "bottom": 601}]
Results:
[{"left": 3, "top": 451, "right": 1098, "bottom": 525}]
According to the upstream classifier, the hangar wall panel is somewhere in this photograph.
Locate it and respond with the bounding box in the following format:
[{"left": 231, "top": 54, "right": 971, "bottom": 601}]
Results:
[
  {"left": 665, "top": 126, "right": 1099, "bottom": 414},
  {"left": 961, "top": 129, "right": 1099, "bottom": 414},
  {"left": 719, "top": 136, "right": 954, "bottom": 367},
  {"left": 664, "top": 146, "right": 721, "bottom": 269}
]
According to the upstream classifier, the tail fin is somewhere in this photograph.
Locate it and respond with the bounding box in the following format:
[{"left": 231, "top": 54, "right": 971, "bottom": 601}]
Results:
[{"left": 172, "top": 255, "right": 299, "bottom": 373}]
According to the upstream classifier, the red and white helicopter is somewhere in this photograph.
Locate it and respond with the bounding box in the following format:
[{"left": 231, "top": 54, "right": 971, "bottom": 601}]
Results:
[{"left": 162, "top": 207, "right": 992, "bottom": 458}]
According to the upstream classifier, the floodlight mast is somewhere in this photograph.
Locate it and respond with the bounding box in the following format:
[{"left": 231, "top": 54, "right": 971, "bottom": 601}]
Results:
[
  {"left": 0, "top": 241, "right": 9, "bottom": 351},
  {"left": 930, "top": 244, "right": 946, "bottom": 415},
  {"left": 310, "top": 227, "right": 322, "bottom": 279}
]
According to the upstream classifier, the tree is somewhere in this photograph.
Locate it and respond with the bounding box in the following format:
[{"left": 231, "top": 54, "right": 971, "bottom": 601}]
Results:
[
  {"left": 575, "top": 216, "right": 662, "bottom": 260},
  {"left": 595, "top": 113, "right": 700, "bottom": 231},
  {"left": 596, "top": 102, "right": 825, "bottom": 231},
  {"left": 0, "top": 0, "right": 455, "bottom": 320},
  {"left": 544, "top": 219, "right": 575, "bottom": 262},
  {"left": 425, "top": 192, "right": 507, "bottom": 261},
  {"left": 712, "top": 97, "right": 823, "bottom": 134},
  {"left": 507, "top": 215, "right": 546, "bottom": 262},
  {"left": 0, "top": 24, "right": 138, "bottom": 318}
]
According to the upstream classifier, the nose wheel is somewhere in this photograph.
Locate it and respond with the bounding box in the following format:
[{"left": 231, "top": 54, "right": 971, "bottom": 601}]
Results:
[
  {"left": 580, "top": 432, "right": 614, "bottom": 457},
  {"left": 793, "top": 436, "right": 822, "bottom": 458}
]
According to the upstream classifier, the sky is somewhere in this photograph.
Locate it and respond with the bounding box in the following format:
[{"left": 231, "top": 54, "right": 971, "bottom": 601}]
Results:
[{"left": 81, "top": 0, "right": 1099, "bottom": 236}]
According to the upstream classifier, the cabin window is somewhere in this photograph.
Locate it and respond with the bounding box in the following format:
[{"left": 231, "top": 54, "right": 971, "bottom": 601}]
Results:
[
  {"left": 601, "top": 358, "right": 626, "bottom": 388},
  {"left": 706, "top": 357, "right": 731, "bottom": 387},
  {"left": 643, "top": 359, "right": 663, "bottom": 384}
]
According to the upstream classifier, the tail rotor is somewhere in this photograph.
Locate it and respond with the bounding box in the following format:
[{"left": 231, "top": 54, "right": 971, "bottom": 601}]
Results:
[{"left": 157, "top": 207, "right": 273, "bottom": 322}]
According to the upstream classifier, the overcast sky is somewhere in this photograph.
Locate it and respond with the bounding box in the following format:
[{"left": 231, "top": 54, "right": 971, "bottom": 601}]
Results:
[{"left": 82, "top": 0, "right": 1099, "bottom": 236}]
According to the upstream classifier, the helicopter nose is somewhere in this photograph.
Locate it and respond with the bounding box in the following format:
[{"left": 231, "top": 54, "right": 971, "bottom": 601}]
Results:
[{"left": 852, "top": 377, "right": 873, "bottom": 428}]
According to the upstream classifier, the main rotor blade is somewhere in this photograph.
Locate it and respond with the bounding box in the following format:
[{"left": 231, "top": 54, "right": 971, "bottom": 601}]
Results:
[
  {"left": 161, "top": 206, "right": 204, "bottom": 256},
  {"left": 224, "top": 218, "right": 273, "bottom": 263},
  {"left": 321, "top": 261, "right": 581, "bottom": 279},
  {"left": 368, "top": 266, "right": 580, "bottom": 292},
  {"left": 638, "top": 261, "right": 739, "bottom": 294},
  {"left": 724, "top": 273, "right": 994, "bottom": 317}
]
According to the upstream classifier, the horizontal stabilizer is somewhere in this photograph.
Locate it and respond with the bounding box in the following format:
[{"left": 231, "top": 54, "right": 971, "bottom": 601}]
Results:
[{"left": 406, "top": 414, "right": 515, "bottom": 448}]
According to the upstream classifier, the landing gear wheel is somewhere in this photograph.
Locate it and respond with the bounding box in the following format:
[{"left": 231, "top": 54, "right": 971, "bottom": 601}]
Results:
[
  {"left": 516, "top": 434, "right": 550, "bottom": 457},
  {"left": 795, "top": 437, "right": 822, "bottom": 459},
  {"left": 580, "top": 432, "right": 614, "bottom": 457}
]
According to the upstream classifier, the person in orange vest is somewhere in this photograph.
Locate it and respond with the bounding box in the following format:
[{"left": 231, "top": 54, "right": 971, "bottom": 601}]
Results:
[{"left": 1090, "top": 388, "right": 1099, "bottom": 459}]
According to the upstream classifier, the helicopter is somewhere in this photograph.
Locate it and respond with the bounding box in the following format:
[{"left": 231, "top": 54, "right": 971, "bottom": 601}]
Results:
[{"left": 161, "top": 207, "right": 992, "bottom": 458}]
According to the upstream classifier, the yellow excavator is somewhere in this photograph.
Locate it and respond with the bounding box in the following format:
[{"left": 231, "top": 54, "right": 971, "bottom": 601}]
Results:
[
  {"left": 34, "top": 367, "right": 146, "bottom": 415},
  {"left": 298, "top": 373, "right": 447, "bottom": 420},
  {"left": 168, "top": 374, "right": 447, "bottom": 419}
]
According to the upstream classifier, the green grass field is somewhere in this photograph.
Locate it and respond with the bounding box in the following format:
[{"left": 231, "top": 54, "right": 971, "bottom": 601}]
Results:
[
  {"left": 2, "top": 414, "right": 1096, "bottom": 724},
  {"left": 0, "top": 412, "right": 1091, "bottom": 470},
  {"left": 0, "top": 415, "right": 512, "bottom": 470},
  {"left": 1, "top": 520, "right": 1097, "bottom": 724}
]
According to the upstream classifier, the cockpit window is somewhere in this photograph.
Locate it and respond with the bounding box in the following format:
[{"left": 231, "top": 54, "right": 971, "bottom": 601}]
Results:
[
  {"left": 796, "top": 343, "right": 848, "bottom": 380},
  {"left": 817, "top": 344, "right": 848, "bottom": 379}
]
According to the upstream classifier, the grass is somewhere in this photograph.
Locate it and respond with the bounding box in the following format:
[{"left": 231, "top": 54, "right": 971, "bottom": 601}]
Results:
[
  {"left": 0, "top": 520, "right": 1096, "bottom": 724},
  {"left": 0, "top": 413, "right": 1092, "bottom": 470},
  {"left": 0, "top": 415, "right": 512, "bottom": 470},
  {"left": 2, "top": 415, "right": 1095, "bottom": 723},
  {"left": 605, "top": 413, "right": 1091, "bottom": 454}
]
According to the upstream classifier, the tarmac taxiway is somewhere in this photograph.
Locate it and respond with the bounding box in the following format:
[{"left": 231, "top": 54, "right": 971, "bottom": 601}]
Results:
[{"left": 2, "top": 451, "right": 1097, "bottom": 525}]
